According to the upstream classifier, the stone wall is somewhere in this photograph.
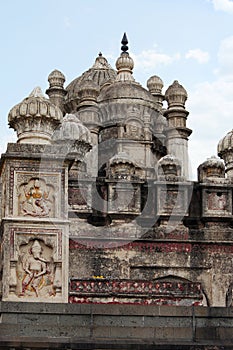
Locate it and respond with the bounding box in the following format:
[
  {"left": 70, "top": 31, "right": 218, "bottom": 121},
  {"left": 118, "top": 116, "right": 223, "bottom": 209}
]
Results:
[{"left": 0, "top": 302, "right": 233, "bottom": 349}]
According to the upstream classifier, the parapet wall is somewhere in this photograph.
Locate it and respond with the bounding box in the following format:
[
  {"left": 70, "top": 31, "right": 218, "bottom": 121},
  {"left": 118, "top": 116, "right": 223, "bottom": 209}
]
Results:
[{"left": 0, "top": 302, "right": 233, "bottom": 349}]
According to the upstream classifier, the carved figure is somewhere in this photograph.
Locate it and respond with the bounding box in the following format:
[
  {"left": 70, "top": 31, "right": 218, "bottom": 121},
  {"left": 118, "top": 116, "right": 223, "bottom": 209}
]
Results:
[
  {"left": 20, "top": 240, "right": 54, "bottom": 297},
  {"left": 19, "top": 178, "right": 54, "bottom": 217}
]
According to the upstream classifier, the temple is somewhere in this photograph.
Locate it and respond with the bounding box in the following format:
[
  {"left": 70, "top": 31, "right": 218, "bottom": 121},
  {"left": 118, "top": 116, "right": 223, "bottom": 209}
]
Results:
[{"left": 0, "top": 34, "right": 233, "bottom": 349}]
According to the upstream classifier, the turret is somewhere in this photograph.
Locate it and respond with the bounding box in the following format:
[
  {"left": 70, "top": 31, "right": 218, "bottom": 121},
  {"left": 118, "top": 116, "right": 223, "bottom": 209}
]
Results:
[
  {"left": 46, "top": 69, "right": 66, "bottom": 114},
  {"left": 164, "top": 80, "right": 192, "bottom": 179}
]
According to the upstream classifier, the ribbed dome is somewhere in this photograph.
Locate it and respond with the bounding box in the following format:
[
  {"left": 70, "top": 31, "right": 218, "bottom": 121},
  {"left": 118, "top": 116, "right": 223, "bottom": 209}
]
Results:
[
  {"left": 78, "top": 79, "right": 100, "bottom": 103},
  {"left": 218, "top": 130, "right": 233, "bottom": 155},
  {"left": 8, "top": 87, "right": 62, "bottom": 144},
  {"left": 48, "top": 69, "right": 65, "bottom": 88},
  {"left": 98, "top": 81, "right": 155, "bottom": 104},
  {"left": 158, "top": 154, "right": 182, "bottom": 178},
  {"left": 199, "top": 155, "right": 225, "bottom": 170},
  {"left": 53, "top": 113, "right": 92, "bottom": 144},
  {"left": 64, "top": 53, "right": 116, "bottom": 112},
  {"left": 165, "top": 80, "right": 187, "bottom": 108},
  {"left": 147, "top": 75, "right": 164, "bottom": 94},
  {"left": 198, "top": 155, "right": 225, "bottom": 182}
]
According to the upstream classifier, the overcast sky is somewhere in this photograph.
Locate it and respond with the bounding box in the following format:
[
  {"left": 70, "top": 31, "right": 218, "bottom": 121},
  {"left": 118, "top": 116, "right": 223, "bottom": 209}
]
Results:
[{"left": 1, "top": 0, "right": 233, "bottom": 179}]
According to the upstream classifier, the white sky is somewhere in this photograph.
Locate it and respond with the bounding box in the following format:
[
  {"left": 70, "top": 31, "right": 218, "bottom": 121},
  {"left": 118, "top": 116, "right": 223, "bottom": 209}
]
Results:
[{"left": 1, "top": 0, "right": 233, "bottom": 179}]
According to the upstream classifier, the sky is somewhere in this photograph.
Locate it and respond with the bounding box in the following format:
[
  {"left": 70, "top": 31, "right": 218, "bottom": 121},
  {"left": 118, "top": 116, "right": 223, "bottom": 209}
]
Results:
[{"left": 1, "top": 0, "right": 233, "bottom": 179}]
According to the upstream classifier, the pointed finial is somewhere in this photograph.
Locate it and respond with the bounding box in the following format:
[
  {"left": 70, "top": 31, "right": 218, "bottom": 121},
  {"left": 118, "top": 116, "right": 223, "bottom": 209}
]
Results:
[
  {"left": 121, "top": 32, "right": 128, "bottom": 53},
  {"left": 29, "top": 86, "right": 45, "bottom": 98},
  {"left": 98, "top": 52, "right": 102, "bottom": 57}
]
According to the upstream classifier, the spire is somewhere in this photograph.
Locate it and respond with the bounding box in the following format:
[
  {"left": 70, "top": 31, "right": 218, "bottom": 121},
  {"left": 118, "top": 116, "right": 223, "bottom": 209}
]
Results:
[
  {"left": 121, "top": 33, "right": 129, "bottom": 53},
  {"left": 116, "top": 33, "right": 134, "bottom": 82}
]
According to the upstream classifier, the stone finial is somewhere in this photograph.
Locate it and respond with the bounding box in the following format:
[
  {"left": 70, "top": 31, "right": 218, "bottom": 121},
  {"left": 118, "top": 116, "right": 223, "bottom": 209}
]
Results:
[
  {"left": 158, "top": 154, "right": 184, "bottom": 181},
  {"left": 218, "top": 130, "right": 233, "bottom": 179},
  {"left": 29, "top": 86, "right": 45, "bottom": 98},
  {"left": 198, "top": 155, "right": 225, "bottom": 182},
  {"left": 147, "top": 75, "right": 164, "bottom": 94},
  {"left": 92, "top": 53, "right": 112, "bottom": 69},
  {"left": 121, "top": 32, "right": 129, "bottom": 53},
  {"left": 165, "top": 80, "right": 187, "bottom": 108},
  {"left": 8, "top": 87, "right": 62, "bottom": 144},
  {"left": 147, "top": 75, "right": 164, "bottom": 109},
  {"left": 116, "top": 33, "right": 135, "bottom": 82},
  {"left": 78, "top": 78, "right": 100, "bottom": 107},
  {"left": 48, "top": 69, "right": 65, "bottom": 88},
  {"left": 46, "top": 69, "right": 66, "bottom": 113}
]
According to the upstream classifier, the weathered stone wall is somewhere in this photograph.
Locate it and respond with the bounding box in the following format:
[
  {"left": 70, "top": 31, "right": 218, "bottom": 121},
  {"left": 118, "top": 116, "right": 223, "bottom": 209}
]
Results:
[{"left": 0, "top": 302, "right": 233, "bottom": 349}]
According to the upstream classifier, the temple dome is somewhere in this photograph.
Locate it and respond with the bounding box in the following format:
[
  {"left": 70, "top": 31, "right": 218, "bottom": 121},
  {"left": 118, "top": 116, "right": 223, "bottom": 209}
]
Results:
[
  {"left": 8, "top": 87, "right": 62, "bottom": 144},
  {"left": 53, "top": 113, "right": 92, "bottom": 145},
  {"left": 64, "top": 53, "right": 116, "bottom": 112},
  {"left": 98, "top": 80, "right": 155, "bottom": 104},
  {"left": 99, "top": 34, "right": 155, "bottom": 107}
]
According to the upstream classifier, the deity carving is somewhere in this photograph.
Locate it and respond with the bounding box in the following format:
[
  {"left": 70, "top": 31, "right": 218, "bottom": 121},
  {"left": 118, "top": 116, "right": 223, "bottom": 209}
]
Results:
[
  {"left": 17, "top": 239, "right": 55, "bottom": 298},
  {"left": 18, "top": 178, "right": 55, "bottom": 217}
]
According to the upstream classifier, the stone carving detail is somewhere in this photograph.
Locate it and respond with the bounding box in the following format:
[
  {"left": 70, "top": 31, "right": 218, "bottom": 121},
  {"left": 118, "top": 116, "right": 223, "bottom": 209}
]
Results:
[
  {"left": 18, "top": 240, "right": 55, "bottom": 298},
  {"left": 69, "top": 277, "right": 203, "bottom": 305},
  {"left": 5, "top": 228, "right": 65, "bottom": 302},
  {"left": 124, "top": 118, "right": 143, "bottom": 140},
  {"left": 18, "top": 178, "right": 55, "bottom": 217}
]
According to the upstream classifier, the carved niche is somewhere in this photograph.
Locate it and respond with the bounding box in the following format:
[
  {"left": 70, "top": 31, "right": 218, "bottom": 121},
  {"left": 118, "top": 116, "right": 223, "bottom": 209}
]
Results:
[
  {"left": 17, "top": 239, "right": 55, "bottom": 298},
  {"left": 157, "top": 186, "right": 188, "bottom": 216},
  {"left": 7, "top": 229, "right": 64, "bottom": 301},
  {"left": 202, "top": 188, "right": 232, "bottom": 217},
  {"left": 14, "top": 172, "right": 61, "bottom": 218}
]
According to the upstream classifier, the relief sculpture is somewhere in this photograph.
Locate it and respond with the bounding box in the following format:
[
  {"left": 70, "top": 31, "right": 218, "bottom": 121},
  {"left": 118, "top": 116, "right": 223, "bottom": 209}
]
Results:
[
  {"left": 18, "top": 178, "right": 55, "bottom": 217},
  {"left": 17, "top": 239, "right": 55, "bottom": 298}
]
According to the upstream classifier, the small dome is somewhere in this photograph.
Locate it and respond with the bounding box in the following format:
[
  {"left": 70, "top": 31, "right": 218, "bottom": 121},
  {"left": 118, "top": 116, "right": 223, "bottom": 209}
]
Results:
[
  {"left": 78, "top": 78, "right": 100, "bottom": 103},
  {"left": 65, "top": 53, "right": 116, "bottom": 113},
  {"left": 8, "top": 87, "right": 62, "bottom": 144},
  {"left": 115, "top": 52, "right": 134, "bottom": 82},
  {"left": 48, "top": 69, "right": 65, "bottom": 88},
  {"left": 158, "top": 154, "right": 182, "bottom": 179},
  {"left": 147, "top": 75, "right": 164, "bottom": 94},
  {"left": 109, "top": 151, "right": 136, "bottom": 166},
  {"left": 165, "top": 80, "right": 187, "bottom": 108},
  {"left": 198, "top": 156, "right": 225, "bottom": 182},
  {"left": 98, "top": 80, "right": 155, "bottom": 104},
  {"left": 218, "top": 130, "right": 233, "bottom": 156},
  {"left": 53, "top": 113, "right": 92, "bottom": 144}
]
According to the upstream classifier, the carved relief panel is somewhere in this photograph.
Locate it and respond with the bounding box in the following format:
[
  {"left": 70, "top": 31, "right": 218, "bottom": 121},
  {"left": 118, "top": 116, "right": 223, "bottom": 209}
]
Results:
[
  {"left": 14, "top": 172, "right": 61, "bottom": 218},
  {"left": 3, "top": 226, "right": 68, "bottom": 302},
  {"left": 107, "top": 182, "right": 141, "bottom": 214},
  {"left": 157, "top": 186, "right": 188, "bottom": 217},
  {"left": 202, "top": 188, "right": 232, "bottom": 217}
]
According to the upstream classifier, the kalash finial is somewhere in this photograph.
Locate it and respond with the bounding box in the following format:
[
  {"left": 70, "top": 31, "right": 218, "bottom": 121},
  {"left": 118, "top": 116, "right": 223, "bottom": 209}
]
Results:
[
  {"left": 121, "top": 32, "right": 129, "bottom": 53},
  {"left": 116, "top": 32, "right": 134, "bottom": 82}
]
